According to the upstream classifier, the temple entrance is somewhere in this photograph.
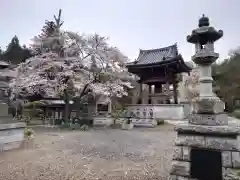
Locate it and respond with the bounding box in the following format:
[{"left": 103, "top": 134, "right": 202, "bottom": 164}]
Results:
[{"left": 191, "top": 148, "right": 222, "bottom": 180}]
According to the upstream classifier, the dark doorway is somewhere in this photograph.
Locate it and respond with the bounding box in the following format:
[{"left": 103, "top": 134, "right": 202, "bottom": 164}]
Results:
[
  {"left": 191, "top": 148, "right": 222, "bottom": 180},
  {"left": 148, "top": 99, "right": 152, "bottom": 104}
]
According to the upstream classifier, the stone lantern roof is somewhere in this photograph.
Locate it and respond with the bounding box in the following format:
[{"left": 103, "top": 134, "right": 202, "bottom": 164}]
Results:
[{"left": 187, "top": 14, "right": 223, "bottom": 45}]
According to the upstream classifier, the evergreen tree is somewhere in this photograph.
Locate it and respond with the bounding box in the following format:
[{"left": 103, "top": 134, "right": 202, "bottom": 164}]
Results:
[
  {"left": 2, "top": 36, "right": 33, "bottom": 64},
  {"left": 0, "top": 47, "right": 3, "bottom": 60},
  {"left": 33, "top": 9, "right": 64, "bottom": 55},
  {"left": 213, "top": 49, "right": 240, "bottom": 112}
]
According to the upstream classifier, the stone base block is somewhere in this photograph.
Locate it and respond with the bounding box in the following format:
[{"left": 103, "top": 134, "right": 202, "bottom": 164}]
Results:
[
  {"left": 192, "top": 96, "right": 225, "bottom": 114},
  {"left": 173, "top": 146, "right": 191, "bottom": 161},
  {"left": 175, "top": 135, "right": 239, "bottom": 151},
  {"left": 222, "top": 168, "right": 240, "bottom": 180},
  {"left": 189, "top": 113, "right": 228, "bottom": 126},
  {"left": 170, "top": 161, "right": 190, "bottom": 177},
  {"left": 175, "top": 122, "right": 240, "bottom": 135},
  {"left": 121, "top": 123, "right": 134, "bottom": 130}
]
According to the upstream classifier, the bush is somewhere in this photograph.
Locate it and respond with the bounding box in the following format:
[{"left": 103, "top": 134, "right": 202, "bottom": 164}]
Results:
[
  {"left": 156, "top": 119, "right": 165, "bottom": 125},
  {"left": 55, "top": 118, "right": 63, "bottom": 125},
  {"left": 80, "top": 124, "right": 89, "bottom": 131},
  {"left": 231, "top": 110, "right": 240, "bottom": 119},
  {"left": 24, "top": 128, "right": 35, "bottom": 138},
  {"left": 70, "top": 123, "right": 81, "bottom": 130}
]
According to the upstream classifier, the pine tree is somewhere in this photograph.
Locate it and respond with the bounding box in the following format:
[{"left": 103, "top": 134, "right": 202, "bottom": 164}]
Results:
[{"left": 2, "top": 36, "right": 33, "bottom": 64}]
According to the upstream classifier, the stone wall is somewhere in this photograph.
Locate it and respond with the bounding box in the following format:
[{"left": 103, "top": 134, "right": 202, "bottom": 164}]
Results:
[
  {"left": 170, "top": 123, "right": 240, "bottom": 180},
  {"left": 0, "top": 122, "right": 25, "bottom": 151},
  {"left": 93, "top": 117, "right": 157, "bottom": 127},
  {"left": 127, "top": 104, "right": 184, "bottom": 120}
]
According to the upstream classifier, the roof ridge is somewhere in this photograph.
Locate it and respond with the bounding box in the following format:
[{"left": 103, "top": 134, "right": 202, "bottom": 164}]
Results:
[{"left": 140, "top": 43, "right": 177, "bottom": 53}]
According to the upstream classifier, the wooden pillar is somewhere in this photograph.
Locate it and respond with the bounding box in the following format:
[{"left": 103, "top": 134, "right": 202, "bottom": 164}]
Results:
[
  {"left": 58, "top": 108, "right": 60, "bottom": 119},
  {"left": 173, "top": 77, "right": 178, "bottom": 104},
  {"left": 148, "top": 85, "right": 152, "bottom": 104}
]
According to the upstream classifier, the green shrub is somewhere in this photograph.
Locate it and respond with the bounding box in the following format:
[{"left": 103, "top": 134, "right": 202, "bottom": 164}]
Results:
[
  {"left": 55, "top": 118, "right": 63, "bottom": 125},
  {"left": 24, "top": 128, "right": 35, "bottom": 138},
  {"left": 231, "top": 110, "right": 240, "bottom": 119},
  {"left": 156, "top": 119, "right": 165, "bottom": 125},
  {"left": 80, "top": 124, "right": 89, "bottom": 131},
  {"left": 70, "top": 123, "right": 80, "bottom": 130}
]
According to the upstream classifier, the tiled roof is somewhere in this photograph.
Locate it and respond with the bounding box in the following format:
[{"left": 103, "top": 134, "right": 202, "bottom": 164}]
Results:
[
  {"left": 133, "top": 44, "right": 178, "bottom": 65},
  {"left": 0, "top": 61, "right": 10, "bottom": 67}
]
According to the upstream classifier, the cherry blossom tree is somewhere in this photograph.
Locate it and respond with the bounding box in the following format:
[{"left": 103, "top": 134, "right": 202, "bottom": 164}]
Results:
[
  {"left": 180, "top": 67, "right": 200, "bottom": 102},
  {"left": 10, "top": 9, "right": 135, "bottom": 121}
]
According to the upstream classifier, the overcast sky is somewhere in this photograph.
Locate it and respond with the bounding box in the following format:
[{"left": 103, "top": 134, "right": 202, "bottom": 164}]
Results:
[{"left": 0, "top": 0, "right": 239, "bottom": 63}]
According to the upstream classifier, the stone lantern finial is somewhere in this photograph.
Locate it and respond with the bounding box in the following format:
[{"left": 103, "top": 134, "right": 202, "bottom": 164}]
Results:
[{"left": 198, "top": 14, "right": 209, "bottom": 27}]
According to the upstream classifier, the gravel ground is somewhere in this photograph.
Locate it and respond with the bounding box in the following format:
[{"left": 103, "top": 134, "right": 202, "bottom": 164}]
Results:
[{"left": 0, "top": 125, "right": 175, "bottom": 180}]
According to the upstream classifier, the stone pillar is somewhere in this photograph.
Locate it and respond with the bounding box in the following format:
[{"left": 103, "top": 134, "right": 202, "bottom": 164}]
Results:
[
  {"left": 169, "top": 15, "right": 240, "bottom": 180},
  {"left": 173, "top": 80, "right": 178, "bottom": 104},
  {"left": 198, "top": 64, "right": 213, "bottom": 97}
]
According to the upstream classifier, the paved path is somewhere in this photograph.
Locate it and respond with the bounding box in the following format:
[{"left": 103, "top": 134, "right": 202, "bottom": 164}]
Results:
[{"left": 0, "top": 125, "right": 175, "bottom": 180}]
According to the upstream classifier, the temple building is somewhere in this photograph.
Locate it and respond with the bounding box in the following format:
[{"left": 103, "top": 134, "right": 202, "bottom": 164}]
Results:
[
  {"left": 127, "top": 44, "right": 192, "bottom": 105},
  {"left": 125, "top": 44, "right": 193, "bottom": 122}
]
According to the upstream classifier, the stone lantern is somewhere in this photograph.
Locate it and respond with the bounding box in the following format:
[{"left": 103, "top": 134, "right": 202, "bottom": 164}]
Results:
[{"left": 170, "top": 15, "right": 240, "bottom": 180}]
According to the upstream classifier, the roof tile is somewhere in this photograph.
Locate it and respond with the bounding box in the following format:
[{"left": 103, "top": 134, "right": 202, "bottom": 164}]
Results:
[{"left": 134, "top": 44, "right": 178, "bottom": 65}]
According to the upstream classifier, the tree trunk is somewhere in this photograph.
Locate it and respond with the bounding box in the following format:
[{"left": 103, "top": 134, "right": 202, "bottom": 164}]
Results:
[
  {"left": 75, "top": 96, "right": 81, "bottom": 118},
  {"left": 63, "top": 90, "right": 69, "bottom": 123},
  {"left": 75, "top": 83, "right": 89, "bottom": 118}
]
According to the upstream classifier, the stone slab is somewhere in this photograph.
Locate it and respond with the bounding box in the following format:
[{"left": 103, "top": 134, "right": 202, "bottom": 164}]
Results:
[
  {"left": 192, "top": 96, "right": 225, "bottom": 114},
  {"left": 222, "top": 168, "right": 240, "bottom": 180},
  {"left": 127, "top": 104, "right": 184, "bottom": 120},
  {"left": 232, "top": 151, "right": 240, "bottom": 168},
  {"left": 173, "top": 146, "right": 183, "bottom": 160},
  {"left": 205, "top": 137, "right": 238, "bottom": 151},
  {"left": 175, "top": 135, "right": 205, "bottom": 147},
  {"left": 0, "top": 122, "right": 25, "bottom": 130},
  {"left": 93, "top": 117, "right": 113, "bottom": 126},
  {"left": 182, "top": 147, "right": 190, "bottom": 161},
  {"left": 175, "top": 122, "right": 240, "bottom": 135},
  {"left": 188, "top": 113, "right": 228, "bottom": 126},
  {"left": 3, "top": 141, "right": 22, "bottom": 151},
  {"left": 222, "top": 151, "right": 232, "bottom": 167},
  {"left": 0, "top": 123, "right": 25, "bottom": 152},
  {"left": 176, "top": 135, "right": 239, "bottom": 151},
  {"left": 96, "top": 117, "right": 157, "bottom": 127},
  {"left": 170, "top": 160, "right": 190, "bottom": 177}
]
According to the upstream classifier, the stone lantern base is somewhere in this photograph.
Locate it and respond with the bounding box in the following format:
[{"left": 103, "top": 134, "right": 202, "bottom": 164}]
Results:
[{"left": 169, "top": 122, "right": 240, "bottom": 180}]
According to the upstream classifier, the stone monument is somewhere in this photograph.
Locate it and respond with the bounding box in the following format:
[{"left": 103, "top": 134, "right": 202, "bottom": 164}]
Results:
[{"left": 170, "top": 15, "right": 240, "bottom": 180}]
